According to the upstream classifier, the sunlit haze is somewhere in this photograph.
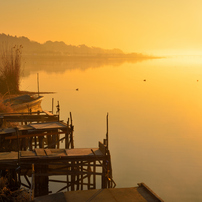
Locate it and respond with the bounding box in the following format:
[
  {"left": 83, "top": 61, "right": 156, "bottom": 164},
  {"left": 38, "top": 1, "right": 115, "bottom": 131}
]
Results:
[
  {"left": 2, "top": 1, "right": 202, "bottom": 201},
  {"left": 1, "top": 0, "right": 202, "bottom": 56}
]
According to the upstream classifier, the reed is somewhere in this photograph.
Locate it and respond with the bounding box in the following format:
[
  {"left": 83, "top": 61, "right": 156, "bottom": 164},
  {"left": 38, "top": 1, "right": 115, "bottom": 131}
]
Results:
[{"left": 0, "top": 45, "right": 22, "bottom": 94}]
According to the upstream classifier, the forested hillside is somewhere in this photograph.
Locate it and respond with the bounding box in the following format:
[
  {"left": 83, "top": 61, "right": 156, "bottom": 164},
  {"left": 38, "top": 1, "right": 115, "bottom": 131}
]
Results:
[{"left": 0, "top": 34, "right": 154, "bottom": 58}]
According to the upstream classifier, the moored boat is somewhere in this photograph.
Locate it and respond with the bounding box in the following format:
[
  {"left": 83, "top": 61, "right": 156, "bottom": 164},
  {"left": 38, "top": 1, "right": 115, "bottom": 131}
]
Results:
[{"left": 3, "top": 94, "right": 43, "bottom": 113}]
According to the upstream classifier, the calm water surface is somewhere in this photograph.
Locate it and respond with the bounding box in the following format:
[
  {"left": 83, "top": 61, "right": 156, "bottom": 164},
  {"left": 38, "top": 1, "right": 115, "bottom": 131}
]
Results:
[{"left": 21, "top": 56, "right": 202, "bottom": 202}]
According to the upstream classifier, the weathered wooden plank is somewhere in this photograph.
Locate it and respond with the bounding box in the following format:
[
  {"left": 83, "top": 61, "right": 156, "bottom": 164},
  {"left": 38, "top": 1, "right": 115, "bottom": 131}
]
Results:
[
  {"left": 49, "top": 149, "right": 66, "bottom": 153},
  {"left": 21, "top": 151, "right": 36, "bottom": 157},
  {"left": 30, "top": 122, "right": 67, "bottom": 130},
  {"left": 43, "top": 110, "right": 54, "bottom": 116},
  {"left": 0, "top": 128, "right": 16, "bottom": 135},
  {"left": 92, "top": 149, "right": 104, "bottom": 156},
  {"left": 50, "top": 153, "right": 66, "bottom": 157},
  {"left": 66, "top": 148, "right": 102, "bottom": 156},
  {"left": 44, "top": 149, "right": 52, "bottom": 156},
  {"left": 0, "top": 152, "right": 18, "bottom": 160},
  {"left": 5, "top": 131, "right": 65, "bottom": 140},
  {"left": 0, "top": 148, "right": 105, "bottom": 161},
  {"left": 35, "top": 149, "right": 46, "bottom": 156},
  {"left": 2, "top": 115, "right": 58, "bottom": 122}
]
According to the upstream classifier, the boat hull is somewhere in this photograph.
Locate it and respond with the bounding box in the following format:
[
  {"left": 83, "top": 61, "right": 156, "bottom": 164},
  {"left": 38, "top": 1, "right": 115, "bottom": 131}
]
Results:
[{"left": 4, "top": 95, "right": 44, "bottom": 113}]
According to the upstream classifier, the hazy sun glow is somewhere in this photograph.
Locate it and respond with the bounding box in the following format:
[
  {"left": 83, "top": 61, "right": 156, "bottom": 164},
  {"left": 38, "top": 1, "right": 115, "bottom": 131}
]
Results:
[{"left": 1, "top": 0, "right": 202, "bottom": 56}]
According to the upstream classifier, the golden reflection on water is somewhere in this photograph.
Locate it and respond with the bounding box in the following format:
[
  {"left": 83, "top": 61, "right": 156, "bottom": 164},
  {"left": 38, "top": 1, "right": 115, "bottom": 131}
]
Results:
[{"left": 21, "top": 56, "right": 202, "bottom": 202}]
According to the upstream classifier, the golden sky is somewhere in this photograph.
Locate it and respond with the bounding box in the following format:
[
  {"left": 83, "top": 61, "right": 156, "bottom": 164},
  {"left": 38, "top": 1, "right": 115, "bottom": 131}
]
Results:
[{"left": 1, "top": 0, "right": 202, "bottom": 56}]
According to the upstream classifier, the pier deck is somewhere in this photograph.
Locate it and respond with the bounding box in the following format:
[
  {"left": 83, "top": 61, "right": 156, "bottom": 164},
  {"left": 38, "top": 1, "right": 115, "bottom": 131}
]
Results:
[
  {"left": 0, "top": 141, "right": 114, "bottom": 197},
  {"left": 34, "top": 183, "right": 164, "bottom": 202},
  {"left": 0, "top": 113, "right": 116, "bottom": 198},
  {"left": 0, "top": 147, "right": 104, "bottom": 167},
  {"left": 0, "top": 117, "right": 74, "bottom": 151}
]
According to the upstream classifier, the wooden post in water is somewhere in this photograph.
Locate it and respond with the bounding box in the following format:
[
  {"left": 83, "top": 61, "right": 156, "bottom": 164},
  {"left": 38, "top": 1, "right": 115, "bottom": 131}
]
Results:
[
  {"left": 93, "top": 160, "right": 96, "bottom": 189},
  {"left": 37, "top": 73, "right": 39, "bottom": 97},
  {"left": 52, "top": 98, "right": 54, "bottom": 114},
  {"left": 16, "top": 128, "right": 20, "bottom": 164},
  {"left": 87, "top": 161, "right": 91, "bottom": 190},
  {"left": 106, "top": 113, "right": 109, "bottom": 150},
  {"left": 30, "top": 164, "right": 35, "bottom": 201},
  {"left": 71, "top": 161, "right": 75, "bottom": 191},
  {"left": 56, "top": 101, "right": 60, "bottom": 121},
  {"left": 81, "top": 161, "right": 83, "bottom": 190},
  {"left": 65, "top": 118, "right": 69, "bottom": 149},
  {"left": 76, "top": 161, "right": 80, "bottom": 190},
  {"left": 70, "top": 112, "right": 74, "bottom": 148}
]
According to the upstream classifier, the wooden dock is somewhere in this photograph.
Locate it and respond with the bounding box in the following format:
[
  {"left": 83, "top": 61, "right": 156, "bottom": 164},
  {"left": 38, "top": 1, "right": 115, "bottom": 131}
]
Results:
[
  {"left": 0, "top": 110, "right": 59, "bottom": 124},
  {"left": 0, "top": 112, "right": 164, "bottom": 201},
  {"left": 0, "top": 141, "right": 114, "bottom": 197},
  {"left": 0, "top": 111, "right": 115, "bottom": 198},
  {"left": 34, "top": 183, "right": 164, "bottom": 202},
  {"left": 0, "top": 111, "right": 74, "bottom": 152}
]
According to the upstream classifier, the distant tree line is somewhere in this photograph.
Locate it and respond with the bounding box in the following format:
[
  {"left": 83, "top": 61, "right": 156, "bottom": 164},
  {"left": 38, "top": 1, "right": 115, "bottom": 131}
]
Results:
[{"left": 0, "top": 33, "right": 155, "bottom": 58}]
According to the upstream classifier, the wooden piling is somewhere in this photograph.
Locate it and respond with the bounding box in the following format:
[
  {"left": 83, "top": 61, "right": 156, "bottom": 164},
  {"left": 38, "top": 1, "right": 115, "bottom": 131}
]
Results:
[
  {"left": 30, "top": 164, "right": 35, "bottom": 201},
  {"left": 0, "top": 113, "right": 114, "bottom": 197}
]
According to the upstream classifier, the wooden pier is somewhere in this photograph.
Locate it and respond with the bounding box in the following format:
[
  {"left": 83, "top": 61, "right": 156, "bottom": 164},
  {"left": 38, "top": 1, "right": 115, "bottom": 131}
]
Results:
[
  {"left": 0, "top": 141, "right": 114, "bottom": 197},
  {"left": 0, "top": 111, "right": 165, "bottom": 201},
  {"left": 34, "top": 183, "right": 164, "bottom": 202},
  {"left": 0, "top": 111, "right": 115, "bottom": 199},
  {"left": 0, "top": 111, "right": 74, "bottom": 152}
]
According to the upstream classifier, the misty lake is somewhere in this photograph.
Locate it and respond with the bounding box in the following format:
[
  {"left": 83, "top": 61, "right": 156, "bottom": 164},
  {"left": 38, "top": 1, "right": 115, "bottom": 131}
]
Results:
[{"left": 21, "top": 55, "right": 202, "bottom": 202}]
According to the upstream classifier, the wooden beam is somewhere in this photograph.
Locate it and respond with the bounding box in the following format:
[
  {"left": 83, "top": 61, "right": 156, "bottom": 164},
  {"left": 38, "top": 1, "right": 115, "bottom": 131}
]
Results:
[
  {"left": 5, "top": 131, "right": 65, "bottom": 140},
  {"left": 99, "top": 142, "right": 106, "bottom": 155}
]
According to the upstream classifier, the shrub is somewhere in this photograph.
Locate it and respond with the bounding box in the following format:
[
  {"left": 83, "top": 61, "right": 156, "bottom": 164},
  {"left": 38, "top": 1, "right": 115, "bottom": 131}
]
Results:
[{"left": 0, "top": 45, "right": 22, "bottom": 94}]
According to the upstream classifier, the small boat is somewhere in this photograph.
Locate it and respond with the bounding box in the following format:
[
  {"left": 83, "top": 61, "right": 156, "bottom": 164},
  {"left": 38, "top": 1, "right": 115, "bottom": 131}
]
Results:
[{"left": 3, "top": 94, "right": 44, "bottom": 113}]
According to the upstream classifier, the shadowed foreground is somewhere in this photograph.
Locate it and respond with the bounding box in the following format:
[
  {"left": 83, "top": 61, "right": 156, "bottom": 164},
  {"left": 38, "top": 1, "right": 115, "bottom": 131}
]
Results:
[{"left": 34, "top": 183, "right": 164, "bottom": 202}]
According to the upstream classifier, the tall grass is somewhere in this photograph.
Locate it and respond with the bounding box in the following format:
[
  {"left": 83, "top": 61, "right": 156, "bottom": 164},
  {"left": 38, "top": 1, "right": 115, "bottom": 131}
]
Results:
[{"left": 0, "top": 45, "right": 22, "bottom": 95}]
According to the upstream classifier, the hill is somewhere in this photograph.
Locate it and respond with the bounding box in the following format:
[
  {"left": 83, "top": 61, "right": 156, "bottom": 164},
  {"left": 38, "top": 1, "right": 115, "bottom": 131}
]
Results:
[{"left": 0, "top": 33, "right": 155, "bottom": 58}]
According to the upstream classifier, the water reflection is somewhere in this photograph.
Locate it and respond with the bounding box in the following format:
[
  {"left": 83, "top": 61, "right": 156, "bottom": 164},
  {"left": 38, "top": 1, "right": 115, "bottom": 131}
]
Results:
[
  {"left": 21, "top": 56, "right": 202, "bottom": 202},
  {"left": 21, "top": 55, "right": 155, "bottom": 77}
]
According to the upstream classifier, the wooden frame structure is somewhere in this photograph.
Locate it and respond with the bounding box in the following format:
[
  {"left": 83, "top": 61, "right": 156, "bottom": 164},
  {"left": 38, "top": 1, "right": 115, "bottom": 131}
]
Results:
[
  {"left": 0, "top": 112, "right": 115, "bottom": 198},
  {"left": 0, "top": 141, "right": 115, "bottom": 197},
  {"left": 0, "top": 111, "right": 74, "bottom": 152},
  {"left": 0, "top": 111, "right": 59, "bottom": 126}
]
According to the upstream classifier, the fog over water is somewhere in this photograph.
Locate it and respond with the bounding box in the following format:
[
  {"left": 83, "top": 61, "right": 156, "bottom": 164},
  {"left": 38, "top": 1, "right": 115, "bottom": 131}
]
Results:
[{"left": 21, "top": 56, "right": 202, "bottom": 202}]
